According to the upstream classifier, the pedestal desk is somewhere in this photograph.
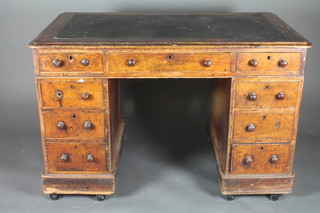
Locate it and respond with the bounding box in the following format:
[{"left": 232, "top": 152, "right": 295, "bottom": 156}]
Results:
[{"left": 29, "top": 13, "right": 311, "bottom": 201}]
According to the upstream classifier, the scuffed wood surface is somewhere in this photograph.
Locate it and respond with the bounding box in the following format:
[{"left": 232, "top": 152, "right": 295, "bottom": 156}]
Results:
[
  {"left": 46, "top": 142, "right": 107, "bottom": 173},
  {"left": 43, "top": 110, "right": 105, "bottom": 139}
]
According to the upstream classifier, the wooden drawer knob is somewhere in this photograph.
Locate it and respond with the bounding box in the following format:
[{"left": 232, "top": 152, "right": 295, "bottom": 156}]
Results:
[
  {"left": 244, "top": 155, "right": 254, "bottom": 165},
  {"left": 81, "top": 92, "right": 90, "bottom": 100},
  {"left": 60, "top": 153, "right": 69, "bottom": 162},
  {"left": 204, "top": 60, "right": 212, "bottom": 67},
  {"left": 128, "top": 59, "right": 136, "bottom": 66},
  {"left": 87, "top": 154, "right": 94, "bottom": 162},
  {"left": 248, "top": 92, "right": 257, "bottom": 100},
  {"left": 52, "top": 58, "right": 63, "bottom": 67},
  {"left": 81, "top": 58, "right": 90, "bottom": 66},
  {"left": 57, "top": 121, "right": 66, "bottom": 130},
  {"left": 270, "top": 155, "right": 279, "bottom": 164},
  {"left": 275, "top": 92, "right": 285, "bottom": 100},
  {"left": 278, "top": 59, "right": 288, "bottom": 67},
  {"left": 246, "top": 123, "right": 255, "bottom": 132},
  {"left": 83, "top": 120, "right": 93, "bottom": 129},
  {"left": 248, "top": 59, "right": 258, "bottom": 67}
]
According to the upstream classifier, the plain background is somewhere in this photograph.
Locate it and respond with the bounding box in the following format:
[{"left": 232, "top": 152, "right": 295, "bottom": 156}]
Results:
[{"left": 0, "top": 0, "right": 319, "bottom": 212}]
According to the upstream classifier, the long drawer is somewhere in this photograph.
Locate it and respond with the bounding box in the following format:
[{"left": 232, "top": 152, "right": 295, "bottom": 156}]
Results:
[{"left": 107, "top": 52, "right": 231, "bottom": 72}]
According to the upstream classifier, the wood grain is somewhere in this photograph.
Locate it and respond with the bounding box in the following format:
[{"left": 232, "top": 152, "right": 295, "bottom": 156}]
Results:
[
  {"left": 46, "top": 142, "right": 108, "bottom": 173},
  {"left": 29, "top": 13, "right": 311, "bottom": 197},
  {"left": 42, "top": 173, "right": 115, "bottom": 195},
  {"left": 43, "top": 110, "right": 105, "bottom": 139},
  {"left": 230, "top": 144, "right": 291, "bottom": 174},
  {"left": 232, "top": 112, "right": 295, "bottom": 141},
  {"left": 40, "top": 78, "right": 104, "bottom": 109},
  {"left": 209, "top": 78, "right": 231, "bottom": 173},
  {"left": 39, "top": 52, "right": 103, "bottom": 72},
  {"left": 108, "top": 52, "right": 231, "bottom": 72},
  {"left": 220, "top": 174, "right": 294, "bottom": 195},
  {"left": 234, "top": 81, "right": 300, "bottom": 110},
  {"left": 236, "top": 52, "right": 301, "bottom": 72}
]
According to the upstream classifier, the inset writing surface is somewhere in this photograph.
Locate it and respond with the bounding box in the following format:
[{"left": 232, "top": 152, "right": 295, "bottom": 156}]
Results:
[{"left": 30, "top": 13, "right": 310, "bottom": 46}]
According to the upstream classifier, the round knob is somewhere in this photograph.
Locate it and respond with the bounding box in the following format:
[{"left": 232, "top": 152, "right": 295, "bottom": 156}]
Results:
[
  {"left": 81, "top": 92, "right": 90, "bottom": 100},
  {"left": 248, "top": 92, "right": 257, "bottom": 101},
  {"left": 55, "top": 90, "right": 63, "bottom": 100},
  {"left": 128, "top": 59, "right": 136, "bottom": 66},
  {"left": 244, "top": 156, "right": 254, "bottom": 165},
  {"left": 204, "top": 60, "right": 212, "bottom": 67},
  {"left": 52, "top": 58, "right": 63, "bottom": 67},
  {"left": 57, "top": 121, "right": 66, "bottom": 130},
  {"left": 81, "top": 58, "right": 90, "bottom": 66},
  {"left": 278, "top": 59, "right": 288, "bottom": 67},
  {"left": 60, "top": 154, "right": 68, "bottom": 162},
  {"left": 275, "top": 92, "right": 285, "bottom": 100},
  {"left": 246, "top": 123, "right": 255, "bottom": 132},
  {"left": 248, "top": 59, "right": 258, "bottom": 67},
  {"left": 83, "top": 121, "right": 93, "bottom": 129},
  {"left": 270, "top": 155, "right": 279, "bottom": 164},
  {"left": 87, "top": 154, "right": 94, "bottom": 162}
]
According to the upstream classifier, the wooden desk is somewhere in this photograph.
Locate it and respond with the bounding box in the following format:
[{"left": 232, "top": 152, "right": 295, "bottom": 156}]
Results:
[{"left": 29, "top": 13, "right": 311, "bottom": 201}]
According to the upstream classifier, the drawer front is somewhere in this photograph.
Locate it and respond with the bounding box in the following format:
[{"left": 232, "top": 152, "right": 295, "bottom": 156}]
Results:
[
  {"left": 236, "top": 52, "right": 301, "bottom": 72},
  {"left": 43, "top": 111, "right": 105, "bottom": 139},
  {"left": 230, "top": 144, "right": 291, "bottom": 174},
  {"left": 234, "top": 81, "right": 300, "bottom": 109},
  {"left": 233, "top": 112, "right": 295, "bottom": 141},
  {"left": 47, "top": 143, "right": 107, "bottom": 173},
  {"left": 108, "top": 53, "right": 231, "bottom": 72},
  {"left": 40, "top": 80, "right": 104, "bottom": 109},
  {"left": 39, "top": 53, "right": 103, "bottom": 72}
]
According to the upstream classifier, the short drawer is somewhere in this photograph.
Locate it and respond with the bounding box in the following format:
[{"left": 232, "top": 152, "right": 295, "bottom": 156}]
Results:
[
  {"left": 234, "top": 81, "right": 300, "bottom": 109},
  {"left": 39, "top": 53, "right": 103, "bottom": 72},
  {"left": 46, "top": 143, "right": 107, "bottom": 173},
  {"left": 230, "top": 143, "right": 291, "bottom": 174},
  {"left": 108, "top": 53, "right": 231, "bottom": 72},
  {"left": 233, "top": 112, "right": 295, "bottom": 141},
  {"left": 43, "top": 111, "right": 105, "bottom": 139},
  {"left": 236, "top": 52, "right": 301, "bottom": 72},
  {"left": 40, "top": 79, "right": 104, "bottom": 109}
]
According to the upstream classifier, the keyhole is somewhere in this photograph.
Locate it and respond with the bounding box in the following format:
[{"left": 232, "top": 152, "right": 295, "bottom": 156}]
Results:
[
  {"left": 263, "top": 115, "right": 267, "bottom": 120},
  {"left": 267, "top": 56, "right": 271, "bottom": 60},
  {"left": 265, "top": 85, "right": 270, "bottom": 89},
  {"left": 72, "top": 114, "right": 76, "bottom": 119},
  {"left": 56, "top": 91, "right": 63, "bottom": 100},
  {"left": 275, "top": 123, "right": 280, "bottom": 128},
  {"left": 260, "top": 147, "right": 264, "bottom": 151},
  {"left": 69, "top": 55, "right": 74, "bottom": 61},
  {"left": 70, "top": 85, "right": 75, "bottom": 89},
  {"left": 167, "top": 55, "right": 173, "bottom": 60}
]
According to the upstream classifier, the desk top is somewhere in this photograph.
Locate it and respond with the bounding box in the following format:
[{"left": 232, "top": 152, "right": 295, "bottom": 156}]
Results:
[{"left": 30, "top": 12, "right": 310, "bottom": 47}]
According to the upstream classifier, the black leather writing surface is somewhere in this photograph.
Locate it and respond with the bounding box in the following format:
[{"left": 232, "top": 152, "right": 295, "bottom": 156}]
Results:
[
  {"left": 30, "top": 13, "right": 310, "bottom": 46},
  {"left": 56, "top": 14, "right": 283, "bottom": 41}
]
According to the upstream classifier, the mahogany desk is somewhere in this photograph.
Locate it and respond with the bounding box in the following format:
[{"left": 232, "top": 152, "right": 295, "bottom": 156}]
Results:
[{"left": 29, "top": 13, "right": 311, "bottom": 201}]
